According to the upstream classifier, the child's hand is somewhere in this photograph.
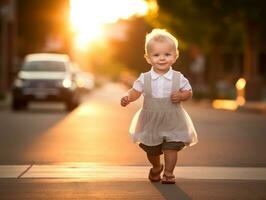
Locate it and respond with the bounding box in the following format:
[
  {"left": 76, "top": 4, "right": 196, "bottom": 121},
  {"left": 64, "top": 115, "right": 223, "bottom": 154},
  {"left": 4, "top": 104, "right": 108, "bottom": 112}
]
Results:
[
  {"left": 170, "top": 91, "right": 182, "bottom": 103},
  {"left": 121, "top": 96, "right": 130, "bottom": 107}
]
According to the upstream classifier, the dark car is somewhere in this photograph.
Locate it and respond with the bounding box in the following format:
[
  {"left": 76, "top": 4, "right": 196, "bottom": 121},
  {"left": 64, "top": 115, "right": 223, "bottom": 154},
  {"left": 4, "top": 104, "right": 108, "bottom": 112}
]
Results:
[{"left": 12, "top": 53, "right": 79, "bottom": 111}]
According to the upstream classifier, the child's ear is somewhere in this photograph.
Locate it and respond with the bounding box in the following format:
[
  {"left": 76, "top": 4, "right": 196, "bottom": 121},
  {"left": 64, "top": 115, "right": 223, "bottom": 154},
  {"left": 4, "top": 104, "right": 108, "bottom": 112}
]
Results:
[
  {"left": 172, "top": 50, "right": 179, "bottom": 63},
  {"left": 144, "top": 54, "right": 151, "bottom": 64},
  {"left": 176, "top": 50, "right": 179, "bottom": 60}
]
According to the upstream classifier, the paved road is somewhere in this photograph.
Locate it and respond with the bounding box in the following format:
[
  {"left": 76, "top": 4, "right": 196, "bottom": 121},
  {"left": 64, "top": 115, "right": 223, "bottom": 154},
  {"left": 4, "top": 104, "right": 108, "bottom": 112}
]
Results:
[
  {"left": 0, "top": 103, "right": 67, "bottom": 164},
  {"left": 0, "top": 82, "right": 266, "bottom": 166},
  {"left": 1, "top": 178, "right": 266, "bottom": 200},
  {"left": 1, "top": 82, "right": 266, "bottom": 199}
]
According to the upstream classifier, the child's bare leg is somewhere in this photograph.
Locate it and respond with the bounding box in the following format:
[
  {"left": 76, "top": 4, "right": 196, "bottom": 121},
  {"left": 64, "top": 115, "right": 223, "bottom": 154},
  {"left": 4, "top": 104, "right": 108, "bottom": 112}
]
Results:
[
  {"left": 163, "top": 149, "right": 177, "bottom": 176},
  {"left": 147, "top": 154, "right": 162, "bottom": 170},
  {"left": 146, "top": 154, "right": 163, "bottom": 181}
]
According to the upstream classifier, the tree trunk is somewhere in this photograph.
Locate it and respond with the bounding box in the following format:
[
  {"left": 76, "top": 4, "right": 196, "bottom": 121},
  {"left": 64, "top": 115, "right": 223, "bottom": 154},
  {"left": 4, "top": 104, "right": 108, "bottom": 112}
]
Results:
[
  {"left": 209, "top": 44, "right": 224, "bottom": 99},
  {"left": 244, "top": 22, "right": 263, "bottom": 101}
]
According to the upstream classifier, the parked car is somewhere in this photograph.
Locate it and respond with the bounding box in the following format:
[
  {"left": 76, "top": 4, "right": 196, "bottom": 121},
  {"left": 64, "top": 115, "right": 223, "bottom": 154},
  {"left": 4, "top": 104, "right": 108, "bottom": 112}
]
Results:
[
  {"left": 12, "top": 53, "right": 79, "bottom": 111},
  {"left": 71, "top": 63, "right": 95, "bottom": 94}
]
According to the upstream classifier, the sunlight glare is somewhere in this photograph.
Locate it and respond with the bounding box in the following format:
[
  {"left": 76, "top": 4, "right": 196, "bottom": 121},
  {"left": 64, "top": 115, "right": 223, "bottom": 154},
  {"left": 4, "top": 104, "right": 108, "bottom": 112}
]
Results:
[
  {"left": 212, "top": 100, "right": 238, "bottom": 111},
  {"left": 70, "top": 0, "right": 154, "bottom": 50}
]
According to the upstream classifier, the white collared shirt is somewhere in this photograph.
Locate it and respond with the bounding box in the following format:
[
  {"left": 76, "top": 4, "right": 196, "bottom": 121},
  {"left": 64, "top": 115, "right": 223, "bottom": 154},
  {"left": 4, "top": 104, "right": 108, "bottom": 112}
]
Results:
[{"left": 133, "top": 67, "right": 192, "bottom": 98}]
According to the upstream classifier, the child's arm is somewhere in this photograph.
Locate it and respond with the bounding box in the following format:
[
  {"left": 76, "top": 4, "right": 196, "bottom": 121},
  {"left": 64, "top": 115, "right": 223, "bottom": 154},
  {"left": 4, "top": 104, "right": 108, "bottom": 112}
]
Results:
[
  {"left": 121, "top": 88, "right": 142, "bottom": 107},
  {"left": 171, "top": 90, "right": 192, "bottom": 103}
]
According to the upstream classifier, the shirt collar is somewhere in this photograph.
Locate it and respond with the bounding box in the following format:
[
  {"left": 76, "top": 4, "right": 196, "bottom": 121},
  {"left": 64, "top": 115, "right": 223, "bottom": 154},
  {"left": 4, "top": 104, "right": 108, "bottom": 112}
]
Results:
[{"left": 151, "top": 66, "right": 173, "bottom": 80}]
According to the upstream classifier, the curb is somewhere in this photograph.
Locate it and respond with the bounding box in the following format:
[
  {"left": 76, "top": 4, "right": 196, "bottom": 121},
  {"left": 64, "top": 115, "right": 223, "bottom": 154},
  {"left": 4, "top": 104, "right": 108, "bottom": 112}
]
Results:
[
  {"left": 194, "top": 99, "right": 266, "bottom": 114},
  {"left": 1, "top": 165, "right": 266, "bottom": 181},
  {"left": 237, "top": 103, "right": 266, "bottom": 114}
]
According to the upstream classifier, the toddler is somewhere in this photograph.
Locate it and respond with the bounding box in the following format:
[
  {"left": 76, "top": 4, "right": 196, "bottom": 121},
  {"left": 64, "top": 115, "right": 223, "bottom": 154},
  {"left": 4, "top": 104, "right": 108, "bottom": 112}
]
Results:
[{"left": 121, "top": 29, "right": 198, "bottom": 184}]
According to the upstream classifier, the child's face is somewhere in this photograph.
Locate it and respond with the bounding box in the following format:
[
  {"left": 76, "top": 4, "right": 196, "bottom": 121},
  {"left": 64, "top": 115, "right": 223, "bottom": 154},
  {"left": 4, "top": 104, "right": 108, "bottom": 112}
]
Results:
[{"left": 145, "top": 40, "right": 178, "bottom": 74}]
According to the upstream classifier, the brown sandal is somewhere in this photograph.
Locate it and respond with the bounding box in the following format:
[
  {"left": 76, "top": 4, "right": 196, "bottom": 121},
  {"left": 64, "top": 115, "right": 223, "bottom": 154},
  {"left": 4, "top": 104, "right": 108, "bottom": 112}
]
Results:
[
  {"left": 161, "top": 174, "right": 176, "bottom": 184},
  {"left": 148, "top": 165, "right": 164, "bottom": 182}
]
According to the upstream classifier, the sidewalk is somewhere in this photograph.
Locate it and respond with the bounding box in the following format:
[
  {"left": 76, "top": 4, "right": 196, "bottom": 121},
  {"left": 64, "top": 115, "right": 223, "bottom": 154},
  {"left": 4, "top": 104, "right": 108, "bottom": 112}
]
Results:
[
  {"left": 2, "top": 164, "right": 266, "bottom": 180},
  {"left": 189, "top": 99, "right": 266, "bottom": 114},
  {"left": 238, "top": 101, "right": 266, "bottom": 114},
  {"left": 1, "top": 164, "right": 266, "bottom": 200}
]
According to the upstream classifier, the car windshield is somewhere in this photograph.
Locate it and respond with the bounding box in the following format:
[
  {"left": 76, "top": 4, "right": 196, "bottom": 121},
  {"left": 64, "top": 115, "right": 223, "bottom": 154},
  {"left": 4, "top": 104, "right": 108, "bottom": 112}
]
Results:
[{"left": 22, "top": 61, "right": 66, "bottom": 72}]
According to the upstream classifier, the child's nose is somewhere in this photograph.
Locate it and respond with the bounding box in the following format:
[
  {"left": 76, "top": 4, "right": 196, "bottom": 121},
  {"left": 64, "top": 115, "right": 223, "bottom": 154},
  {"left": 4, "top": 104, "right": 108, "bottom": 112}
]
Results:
[{"left": 159, "top": 55, "right": 165, "bottom": 60}]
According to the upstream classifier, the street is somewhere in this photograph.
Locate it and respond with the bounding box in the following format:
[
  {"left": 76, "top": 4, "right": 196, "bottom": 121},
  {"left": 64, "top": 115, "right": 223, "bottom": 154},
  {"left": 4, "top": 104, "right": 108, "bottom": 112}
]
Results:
[
  {"left": 1, "top": 0, "right": 266, "bottom": 199},
  {"left": 1, "top": 82, "right": 266, "bottom": 166},
  {"left": 1, "top": 82, "right": 266, "bottom": 199}
]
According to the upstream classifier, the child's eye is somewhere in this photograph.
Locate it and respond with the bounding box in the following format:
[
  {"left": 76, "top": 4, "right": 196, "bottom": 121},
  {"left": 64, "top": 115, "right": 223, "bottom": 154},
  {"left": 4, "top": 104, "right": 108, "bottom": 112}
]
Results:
[
  {"left": 153, "top": 54, "right": 159, "bottom": 57},
  {"left": 165, "top": 53, "right": 171, "bottom": 56}
]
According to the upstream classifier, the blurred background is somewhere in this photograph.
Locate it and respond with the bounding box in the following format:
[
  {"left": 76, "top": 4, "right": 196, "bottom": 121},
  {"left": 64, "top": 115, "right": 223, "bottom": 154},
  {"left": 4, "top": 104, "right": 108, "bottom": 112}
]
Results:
[
  {"left": 0, "top": 0, "right": 266, "bottom": 178},
  {"left": 0, "top": 0, "right": 266, "bottom": 102}
]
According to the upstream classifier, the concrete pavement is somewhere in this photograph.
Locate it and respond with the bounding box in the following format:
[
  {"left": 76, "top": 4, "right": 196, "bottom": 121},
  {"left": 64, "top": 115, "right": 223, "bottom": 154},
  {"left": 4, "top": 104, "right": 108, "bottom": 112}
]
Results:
[
  {"left": 1, "top": 164, "right": 266, "bottom": 180},
  {"left": 1, "top": 164, "right": 266, "bottom": 199}
]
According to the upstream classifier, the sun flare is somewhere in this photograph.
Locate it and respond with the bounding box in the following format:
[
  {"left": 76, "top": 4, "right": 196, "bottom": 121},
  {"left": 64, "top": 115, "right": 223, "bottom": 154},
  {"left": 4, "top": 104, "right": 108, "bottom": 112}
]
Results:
[{"left": 70, "top": 0, "right": 156, "bottom": 50}]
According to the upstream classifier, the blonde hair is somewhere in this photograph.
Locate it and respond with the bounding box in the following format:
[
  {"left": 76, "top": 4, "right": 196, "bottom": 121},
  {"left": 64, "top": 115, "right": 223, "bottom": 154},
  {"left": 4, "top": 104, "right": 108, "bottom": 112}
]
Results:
[{"left": 145, "top": 29, "right": 178, "bottom": 55}]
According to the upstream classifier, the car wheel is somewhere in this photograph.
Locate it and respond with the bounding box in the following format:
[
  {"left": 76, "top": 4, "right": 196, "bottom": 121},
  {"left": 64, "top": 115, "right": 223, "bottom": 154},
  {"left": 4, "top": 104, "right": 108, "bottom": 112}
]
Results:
[
  {"left": 12, "top": 98, "right": 27, "bottom": 110},
  {"left": 65, "top": 100, "right": 78, "bottom": 111}
]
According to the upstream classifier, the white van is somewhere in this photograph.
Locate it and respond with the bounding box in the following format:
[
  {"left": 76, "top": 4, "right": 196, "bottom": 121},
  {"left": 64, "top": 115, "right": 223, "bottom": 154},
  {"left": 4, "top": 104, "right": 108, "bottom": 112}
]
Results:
[{"left": 12, "top": 53, "right": 79, "bottom": 111}]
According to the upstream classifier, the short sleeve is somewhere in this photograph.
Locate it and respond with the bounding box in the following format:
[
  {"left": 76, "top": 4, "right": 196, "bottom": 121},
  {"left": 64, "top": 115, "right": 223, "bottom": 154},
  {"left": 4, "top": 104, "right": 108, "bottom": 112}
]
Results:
[
  {"left": 180, "top": 73, "right": 192, "bottom": 91},
  {"left": 132, "top": 73, "right": 144, "bottom": 92}
]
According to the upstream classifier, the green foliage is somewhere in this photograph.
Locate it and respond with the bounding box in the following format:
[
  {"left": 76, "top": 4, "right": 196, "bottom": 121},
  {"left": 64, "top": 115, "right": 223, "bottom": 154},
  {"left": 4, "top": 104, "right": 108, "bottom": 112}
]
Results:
[
  {"left": 110, "top": 18, "right": 152, "bottom": 73},
  {"left": 17, "top": 0, "right": 70, "bottom": 56},
  {"left": 155, "top": 0, "right": 266, "bottom": 52}
]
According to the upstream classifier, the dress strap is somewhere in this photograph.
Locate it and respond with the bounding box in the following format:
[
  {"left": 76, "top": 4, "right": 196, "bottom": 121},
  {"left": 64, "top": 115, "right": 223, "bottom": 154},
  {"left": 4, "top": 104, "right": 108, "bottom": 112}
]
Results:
[
  {"left": 143, "top": 72, "right": 152, "bottom": 97},
  {"left": 171, "top": 71, "right": 180, "bottom": 92}
]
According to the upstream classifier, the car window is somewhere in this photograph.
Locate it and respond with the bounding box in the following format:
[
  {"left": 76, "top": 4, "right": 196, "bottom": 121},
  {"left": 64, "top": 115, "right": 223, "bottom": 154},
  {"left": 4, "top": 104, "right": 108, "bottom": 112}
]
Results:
[{"left": 22, "top": 61, "right": 66, "bottom": 72}]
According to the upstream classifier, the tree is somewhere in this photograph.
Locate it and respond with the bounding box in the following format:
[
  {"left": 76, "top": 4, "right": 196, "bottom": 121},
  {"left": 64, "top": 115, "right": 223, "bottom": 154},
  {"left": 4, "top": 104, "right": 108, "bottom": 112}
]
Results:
[
  {"left": 154, "top": 0, "right": 266, "bottom": 99},
  {"left": 17, "top": 0, "right": 70, "bottom": 57}
]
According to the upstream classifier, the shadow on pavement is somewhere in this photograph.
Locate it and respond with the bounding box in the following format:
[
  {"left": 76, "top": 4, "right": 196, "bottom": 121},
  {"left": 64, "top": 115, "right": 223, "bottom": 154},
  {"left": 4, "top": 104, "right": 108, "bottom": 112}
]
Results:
[
  {"left": 13, "top": 108, "right": 68, "bottom": 114},
  {"left": 19, "top": 102, "right": 68, "bottom": 114},
  {"left": 152, "top": 182, "right": 191, "bottom": 200}
]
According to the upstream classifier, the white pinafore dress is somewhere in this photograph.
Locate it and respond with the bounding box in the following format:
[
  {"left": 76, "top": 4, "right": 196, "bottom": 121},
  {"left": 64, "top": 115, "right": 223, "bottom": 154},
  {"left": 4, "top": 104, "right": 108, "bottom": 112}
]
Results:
[{"left": 129, "top": 71, "right": 198, "bottom": 147}]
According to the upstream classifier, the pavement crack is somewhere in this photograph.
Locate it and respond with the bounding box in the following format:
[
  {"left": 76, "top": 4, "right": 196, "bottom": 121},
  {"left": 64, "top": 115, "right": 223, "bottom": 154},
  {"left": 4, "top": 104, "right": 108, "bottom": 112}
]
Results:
[{"left": 17, "top": 164, "right": 34, "bottom": 179}]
